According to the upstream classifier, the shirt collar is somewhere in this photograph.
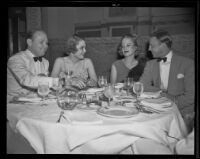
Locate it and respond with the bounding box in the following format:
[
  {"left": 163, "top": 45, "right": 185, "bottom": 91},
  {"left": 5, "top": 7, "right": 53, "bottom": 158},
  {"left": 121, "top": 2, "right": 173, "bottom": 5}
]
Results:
[
  {"left": 26, "top": 49, "right": 36, "bottom": 58},
  {"left": 165, "top": 50, "right": 173, "bottom": 62}
]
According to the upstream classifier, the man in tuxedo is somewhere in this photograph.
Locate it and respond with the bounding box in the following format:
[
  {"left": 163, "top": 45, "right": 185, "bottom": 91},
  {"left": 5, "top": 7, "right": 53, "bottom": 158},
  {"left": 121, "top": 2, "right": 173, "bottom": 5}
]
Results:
[
  {"left": 140, "top": 29, "right": 194, "bottom": 131},
  {"left": 7, "top": 29, "right": 58, "bottom": 101}
]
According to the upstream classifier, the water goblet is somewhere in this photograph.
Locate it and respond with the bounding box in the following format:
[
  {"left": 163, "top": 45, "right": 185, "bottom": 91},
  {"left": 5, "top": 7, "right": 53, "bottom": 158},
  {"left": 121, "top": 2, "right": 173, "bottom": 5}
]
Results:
[
  {"left": 104, "top": 84, "right": 115, "bottom": 107},
  {"left": 38, "top": 81, "right": 50, "bottom": 106},
  {"left": 133, "top": 82, "right": 144, "bottom": 103},
  {"left": 124, "top": 77, "right": 133, "bottom": 96}
]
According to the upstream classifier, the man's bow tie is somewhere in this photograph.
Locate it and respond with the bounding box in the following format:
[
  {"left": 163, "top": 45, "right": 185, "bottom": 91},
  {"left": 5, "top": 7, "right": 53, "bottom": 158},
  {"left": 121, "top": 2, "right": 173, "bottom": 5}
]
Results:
[
  {"left": 157, "top": 57, "right": 167, "bottom": 63},
  {"left": 33, "top": 57, "right": 42, "bottom": 62}
]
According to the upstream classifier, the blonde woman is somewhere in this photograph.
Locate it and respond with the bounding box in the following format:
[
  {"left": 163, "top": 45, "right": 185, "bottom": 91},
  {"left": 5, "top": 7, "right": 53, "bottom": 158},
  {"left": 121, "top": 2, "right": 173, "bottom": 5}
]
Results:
[{"left": 51, "top": 35, "right": 97, "bottom": 89}]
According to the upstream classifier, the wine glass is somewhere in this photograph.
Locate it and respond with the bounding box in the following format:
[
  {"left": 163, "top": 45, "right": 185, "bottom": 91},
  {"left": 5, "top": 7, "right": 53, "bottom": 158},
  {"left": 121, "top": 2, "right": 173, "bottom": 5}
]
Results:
[
  {"left": 124, "top": 77, "right": 133, "bottom": 96},
  {"left": 38, "top": 81, "right": 50, "bottom": 106},
  {"left": 52, "top": 78, "right": 64, "bottom": 97},
  {"left": 65, "top": 69, "right": 73, "bottom": 86},
  {"left": 104, "top": 84, "right": 115, "bottom": 107},
  {"left": 98, "top": 76, "right": 108, "bottom": 88},
  {"left": 133, "top": 82, "right": 144, "bottom": 103}
]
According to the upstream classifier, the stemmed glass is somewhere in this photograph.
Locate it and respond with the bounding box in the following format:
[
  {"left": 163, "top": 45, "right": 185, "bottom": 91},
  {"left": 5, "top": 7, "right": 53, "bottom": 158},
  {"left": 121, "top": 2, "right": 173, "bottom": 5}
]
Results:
[
  {"left": 38, "top": 81, "right": 50, "bottom": 106},
  {"left": 133, "top": 82, "right": 144, "bottom": 103},
  {"left": 104, "top": 84, "right": 115, "bottom": 107},
  {"left": 65, "top": 69, "right": 73, "bottom": 86},
  {"left": 98, "top": 76, "right": 108, "bottom": 88},
  {"left": 52, "top": 78, "right": 64, "bottom": 97},
  {"left": 124, "top": 77, "right": 134, "bottom": 96}
]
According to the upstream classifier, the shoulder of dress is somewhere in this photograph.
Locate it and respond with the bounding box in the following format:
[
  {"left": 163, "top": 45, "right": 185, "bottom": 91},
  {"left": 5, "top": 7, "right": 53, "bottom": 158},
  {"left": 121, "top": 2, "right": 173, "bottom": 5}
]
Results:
[{"left": 112, "top": 59, "right": 122, "bottom": 65}]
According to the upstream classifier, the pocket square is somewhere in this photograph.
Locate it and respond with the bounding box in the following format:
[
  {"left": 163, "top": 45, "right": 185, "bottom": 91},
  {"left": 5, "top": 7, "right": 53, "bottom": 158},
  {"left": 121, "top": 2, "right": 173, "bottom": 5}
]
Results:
[{"left": 177, "top": 73, "right": 184, "bottom": 79}]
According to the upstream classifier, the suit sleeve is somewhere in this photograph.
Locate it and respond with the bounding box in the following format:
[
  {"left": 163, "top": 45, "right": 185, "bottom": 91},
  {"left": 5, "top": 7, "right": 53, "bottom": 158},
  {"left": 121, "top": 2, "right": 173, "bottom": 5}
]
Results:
[
  {"left": 139, "top": 61, "right": 160, "bottom": 92},
  {"left": 175, "top": 60, "right": 194, "bottom": 113},
  {"left": 7, "top": 55, "right": 54, "bottom": 89}
]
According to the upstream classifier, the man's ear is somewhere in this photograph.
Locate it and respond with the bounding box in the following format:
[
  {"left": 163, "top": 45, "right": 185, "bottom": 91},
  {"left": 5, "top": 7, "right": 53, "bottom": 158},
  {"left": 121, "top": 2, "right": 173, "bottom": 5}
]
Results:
[{"left": 27, "top": 39, "right": 32, "bottom": 47}]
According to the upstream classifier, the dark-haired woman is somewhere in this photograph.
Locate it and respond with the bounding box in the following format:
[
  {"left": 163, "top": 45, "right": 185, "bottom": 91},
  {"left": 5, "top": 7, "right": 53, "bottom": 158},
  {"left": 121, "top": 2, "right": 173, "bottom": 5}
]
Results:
[{"left": 51, "top": 35, "right": 97, "bottom": 89}]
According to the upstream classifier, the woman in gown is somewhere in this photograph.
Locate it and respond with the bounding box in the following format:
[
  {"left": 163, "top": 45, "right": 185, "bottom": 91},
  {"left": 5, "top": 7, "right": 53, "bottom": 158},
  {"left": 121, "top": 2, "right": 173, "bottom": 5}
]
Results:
[{"left": 51, "top": 34, "right": 97, "bottom": 89}]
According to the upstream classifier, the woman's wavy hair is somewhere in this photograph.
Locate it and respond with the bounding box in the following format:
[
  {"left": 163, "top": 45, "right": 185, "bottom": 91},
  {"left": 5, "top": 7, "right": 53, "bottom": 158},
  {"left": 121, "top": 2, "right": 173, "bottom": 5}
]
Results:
[
  {"left": 65, "top": 34, "right": 84, "bottom": 56},
  {"left": 150, "top": 29, "right": 173, "bottom": 49},
  {"left": 118, "top": 33, "right": 139, "bottom": 58}
]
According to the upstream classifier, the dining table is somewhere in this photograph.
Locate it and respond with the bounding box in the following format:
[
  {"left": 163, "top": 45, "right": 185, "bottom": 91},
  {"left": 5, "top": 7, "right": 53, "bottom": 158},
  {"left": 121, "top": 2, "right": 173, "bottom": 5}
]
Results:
[{"left": 7, "top": 87, "right": 188, "bottom": 154}]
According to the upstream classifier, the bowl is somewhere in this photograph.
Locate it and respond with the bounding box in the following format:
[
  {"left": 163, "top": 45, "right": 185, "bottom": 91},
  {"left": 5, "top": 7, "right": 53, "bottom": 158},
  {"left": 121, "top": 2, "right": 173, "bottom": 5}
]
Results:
[{"left": 57, "top": 96, "right": 77, "bottom": 110}]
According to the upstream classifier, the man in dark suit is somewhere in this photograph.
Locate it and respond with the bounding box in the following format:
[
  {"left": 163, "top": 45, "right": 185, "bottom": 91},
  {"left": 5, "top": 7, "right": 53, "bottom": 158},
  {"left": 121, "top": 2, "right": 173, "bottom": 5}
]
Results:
[{"left": 140, "top": 29, "right": 194, "bottom": 132}]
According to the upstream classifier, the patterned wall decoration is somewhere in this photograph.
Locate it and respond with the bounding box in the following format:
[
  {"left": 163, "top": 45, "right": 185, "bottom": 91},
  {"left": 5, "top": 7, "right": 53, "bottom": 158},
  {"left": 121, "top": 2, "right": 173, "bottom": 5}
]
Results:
[
  {"left": 26, "top": 7, "right": 41, "bottom": 31},
  {"left": 47, "top": 34, "right": 194, "bottom": 78}
]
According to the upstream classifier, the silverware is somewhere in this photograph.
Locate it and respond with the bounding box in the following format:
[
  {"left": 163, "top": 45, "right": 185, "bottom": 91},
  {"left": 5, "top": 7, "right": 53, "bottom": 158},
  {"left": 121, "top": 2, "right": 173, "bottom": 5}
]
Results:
[{"left": 57, "top": 111, "right": 64, "bottom": 123}]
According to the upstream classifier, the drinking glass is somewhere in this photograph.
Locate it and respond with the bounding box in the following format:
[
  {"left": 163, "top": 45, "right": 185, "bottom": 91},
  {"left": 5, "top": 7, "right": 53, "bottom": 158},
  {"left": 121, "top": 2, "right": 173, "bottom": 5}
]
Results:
[
  {"left": 38, "top": 81, "right": 50, "bottom": 106},
  {"left": 98, "top": 76, "right": 108, "bottom": 88},
  {"left": 52, "top": 78, "right": 64, "bottom": 97},
  {"left": 65, "top": 69, "right": 73, "bottom": 78},
  {"left": 104, "top": 84, "right": 115, "bottom": 106},
  {"left": 124, "top": 77, "right": 134, "bottom": 95},
  {"left": 133, "top": 82, "right": 144, "bottom": 103}
]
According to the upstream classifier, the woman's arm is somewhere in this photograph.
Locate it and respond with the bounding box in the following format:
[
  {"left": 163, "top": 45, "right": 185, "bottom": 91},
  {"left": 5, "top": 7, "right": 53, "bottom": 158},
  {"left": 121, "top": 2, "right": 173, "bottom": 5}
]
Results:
[
  {"left": 86, "top": 58, "right": 97, "bottom": 82},
  {"left": 110, "top": 63, "right": 117, "bottom": 84},
  {"left": 51, "top": 58, "right": 62, "bottom": 78}
]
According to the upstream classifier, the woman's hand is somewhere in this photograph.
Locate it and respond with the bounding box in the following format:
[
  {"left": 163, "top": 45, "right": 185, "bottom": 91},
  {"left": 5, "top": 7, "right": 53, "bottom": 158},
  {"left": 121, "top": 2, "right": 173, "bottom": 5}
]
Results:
[
  {"left": 70, "top": 77, "right": 87, "bottom": 89},
  {"left": 86, "top": 79, "right": 97, "bottom": 87}
]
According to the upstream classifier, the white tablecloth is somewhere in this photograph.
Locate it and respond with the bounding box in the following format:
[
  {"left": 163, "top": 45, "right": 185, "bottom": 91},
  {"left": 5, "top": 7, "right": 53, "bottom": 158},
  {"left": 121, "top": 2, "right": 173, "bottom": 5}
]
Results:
[{"left": 7, "top": 102, "right": 188, "bottom": 154}]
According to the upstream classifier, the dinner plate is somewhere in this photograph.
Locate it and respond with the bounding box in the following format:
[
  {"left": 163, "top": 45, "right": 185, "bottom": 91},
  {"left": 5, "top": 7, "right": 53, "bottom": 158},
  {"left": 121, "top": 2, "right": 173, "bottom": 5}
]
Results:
[{"left": 97, "top": 106, "right": 139, "bottom": 118}]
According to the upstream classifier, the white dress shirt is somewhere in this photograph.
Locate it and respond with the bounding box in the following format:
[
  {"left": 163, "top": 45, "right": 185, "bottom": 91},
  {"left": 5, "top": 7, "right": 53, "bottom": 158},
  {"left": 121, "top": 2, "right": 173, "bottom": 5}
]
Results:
[
  {"left": 26, "top": 50, "right": 47, "bottom": 75},
  {"left": 159, "top": 51, "right": 173, "bottom": 90}
]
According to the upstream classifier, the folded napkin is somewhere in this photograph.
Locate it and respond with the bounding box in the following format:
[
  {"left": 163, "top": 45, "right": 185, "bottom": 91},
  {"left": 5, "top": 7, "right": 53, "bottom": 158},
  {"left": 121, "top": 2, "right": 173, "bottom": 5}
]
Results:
[
  {"left": 64, "top": 110, "right": 103, "bottom": 125},
  {"left": 140, "top": 91, "right": 162, "bottom": 99},
  {"left": 140, "top": 97, "right": 172, "bottom": 111},
  {"left": 12, "top": 95, "right": 56, "bottom": 104},
  {"left": 18, "top": 97, "right": 42, "bottom": 102}
]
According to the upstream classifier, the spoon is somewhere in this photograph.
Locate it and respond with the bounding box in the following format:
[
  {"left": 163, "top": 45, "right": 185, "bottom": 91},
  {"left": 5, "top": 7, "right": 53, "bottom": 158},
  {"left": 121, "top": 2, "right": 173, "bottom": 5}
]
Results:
[{"left": 56, "top": 111, "right": 64, "bottom": 123}]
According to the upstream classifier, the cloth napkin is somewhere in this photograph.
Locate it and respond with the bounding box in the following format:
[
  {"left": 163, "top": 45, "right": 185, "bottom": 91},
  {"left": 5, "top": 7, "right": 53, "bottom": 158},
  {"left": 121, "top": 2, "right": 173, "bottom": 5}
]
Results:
[
  {"left": 140, "top": 97, "right": 172, "bottom": 111},
  {"left": 63, "top": 110, "right": 103, "bottom": 125},
  {"left": 140, "top": 91, "right": 162, "bottom": 99},
  {"left": 12, "top": 96, "right": 56, "bottom": 104}
]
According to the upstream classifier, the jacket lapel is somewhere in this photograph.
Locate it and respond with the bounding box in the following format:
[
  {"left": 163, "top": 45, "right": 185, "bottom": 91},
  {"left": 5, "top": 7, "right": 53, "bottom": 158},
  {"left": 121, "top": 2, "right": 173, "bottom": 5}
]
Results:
[{"left": 24, "top": 51, "right": 38, "bottom": 75}]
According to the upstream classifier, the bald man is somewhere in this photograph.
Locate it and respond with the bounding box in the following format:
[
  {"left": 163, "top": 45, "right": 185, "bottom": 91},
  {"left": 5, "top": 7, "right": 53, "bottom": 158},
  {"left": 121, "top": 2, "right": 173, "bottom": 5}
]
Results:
[{"left": 7, "top": 29, "right": 58, "bottom": 101}]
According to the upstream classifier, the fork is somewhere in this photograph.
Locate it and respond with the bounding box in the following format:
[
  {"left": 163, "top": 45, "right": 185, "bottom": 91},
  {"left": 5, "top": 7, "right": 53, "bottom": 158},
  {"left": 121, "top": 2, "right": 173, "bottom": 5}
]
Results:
[{"left": 57, "top": 111, "right": 64, "bottom": 123}]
